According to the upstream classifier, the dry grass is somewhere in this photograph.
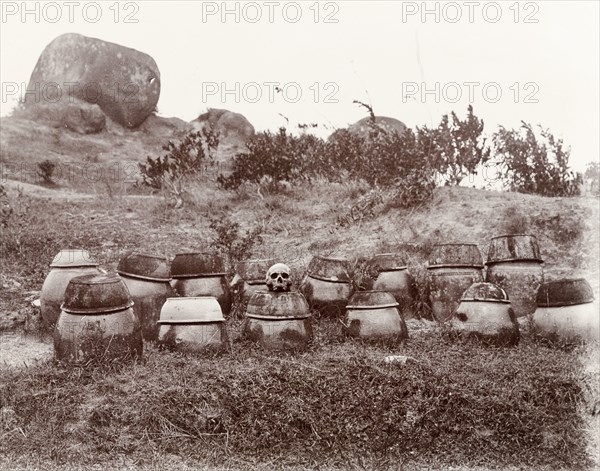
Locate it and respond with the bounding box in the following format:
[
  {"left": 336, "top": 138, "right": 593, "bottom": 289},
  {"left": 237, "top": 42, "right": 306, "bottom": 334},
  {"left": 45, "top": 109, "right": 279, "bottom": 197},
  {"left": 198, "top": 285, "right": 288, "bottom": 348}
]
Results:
[{"left": 0, "top": 332, "right": 595, "bottom": 471}]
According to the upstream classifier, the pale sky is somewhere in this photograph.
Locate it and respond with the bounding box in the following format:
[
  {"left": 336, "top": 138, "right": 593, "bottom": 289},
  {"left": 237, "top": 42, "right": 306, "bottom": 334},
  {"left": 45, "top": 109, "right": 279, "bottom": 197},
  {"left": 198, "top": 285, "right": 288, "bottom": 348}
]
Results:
[{"left": 1, "top": 0, "right": 598, "bottom": 170}]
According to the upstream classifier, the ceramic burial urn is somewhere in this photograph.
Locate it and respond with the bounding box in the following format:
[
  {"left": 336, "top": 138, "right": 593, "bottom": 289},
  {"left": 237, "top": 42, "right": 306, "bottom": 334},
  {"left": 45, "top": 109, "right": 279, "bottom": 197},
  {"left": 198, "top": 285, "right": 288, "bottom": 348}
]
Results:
[
  {"left": 171, "top": 252, "right": 232, "bottom": 315},
  {"left": 485, "top": 234, "right": 544, "bottom": 318},
  {"left": 233, "top": 258, "right": 276, "bottom": 300},
  {"left": 427, "top": 244, "right": 484, "bottom": 322},
  {"left": 40, "top": 249, "right": 103, "bottom": 327},
  {"left": 533, "top": 278, "right": 598, "bottom": 342},
  {"left": 371, "top": 253, "right": 417, "bottom": 319},
  {"left": 450, "top": 282, "right": 519, "bottom": 346},
  {"left": 243, "top": 291, "right": 313, "bottom": 351},
  {"left": 117, "top": 252, "right": 174, "bottom": 342},
  {"left": 157, "top": 297, "right": 228, "bottom": 353},
  {"left": 343, "top": 290, "right": 409, "bottom": 342},
  {"left": 300, "top": 255, "right": 353, "bottom": 317},
  {"left": 54, "top": 273, "right": 142, "bottom": 364}
]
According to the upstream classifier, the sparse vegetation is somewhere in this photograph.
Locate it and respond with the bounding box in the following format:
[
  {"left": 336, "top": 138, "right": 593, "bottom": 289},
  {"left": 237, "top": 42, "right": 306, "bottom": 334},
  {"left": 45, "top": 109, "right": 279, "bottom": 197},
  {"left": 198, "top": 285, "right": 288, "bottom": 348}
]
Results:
[
  {"left": 138, "top": 127, "right": 220, "bottom": 208},
  {"left": 492, "top": 122, "right": 582, "bottom": 197},
  {"left": 209, "top": 217, "right": 264, "bottom": 271},
  {"left": 584, "top": 161, "right": 600, "bottom": 197},
  {"left": 36, "top": 159, "right": 56, "bottom": 185},
  {"left": 218, "top": 111, "right": 437, "bottom": 211},
  {"left": 217, "top": 128, "right": 322, "bottom": 190},
  {"left": 423, "top": 105, "right": 491, "bottom": 186}
]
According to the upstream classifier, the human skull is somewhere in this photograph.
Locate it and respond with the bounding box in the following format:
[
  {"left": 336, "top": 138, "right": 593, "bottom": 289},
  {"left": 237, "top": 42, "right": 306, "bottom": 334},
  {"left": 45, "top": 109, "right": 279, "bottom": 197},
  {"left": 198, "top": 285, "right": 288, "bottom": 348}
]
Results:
[{"left": 266, "top": 263, "right": 292, "bottom": 292}]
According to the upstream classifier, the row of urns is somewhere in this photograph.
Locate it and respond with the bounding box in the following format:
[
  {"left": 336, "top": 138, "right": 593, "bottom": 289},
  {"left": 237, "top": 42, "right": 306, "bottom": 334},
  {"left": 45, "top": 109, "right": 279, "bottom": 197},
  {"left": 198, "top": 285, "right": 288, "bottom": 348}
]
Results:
[
  {"left": 51, "top": 269, "right": 598, "bottom": 365},
  {"left": 40, "top": 233, "right": 544, "bottom": 329},
  {"left": 48, "top": 270, "right": 410, "bottom": 363},
  {"left": 41, "top": 234, "right": 598, "bottom": 362}
]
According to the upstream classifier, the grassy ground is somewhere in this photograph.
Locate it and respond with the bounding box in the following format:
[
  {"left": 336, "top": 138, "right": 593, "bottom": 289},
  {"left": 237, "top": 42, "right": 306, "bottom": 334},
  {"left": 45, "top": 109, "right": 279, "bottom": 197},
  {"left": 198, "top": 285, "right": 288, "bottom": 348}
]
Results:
[
  {"left": 0, "top": 327, "right": 596, "bottom": 471},
  {"left": 1, "top": 116, "right": 599, "bottom": 470}
]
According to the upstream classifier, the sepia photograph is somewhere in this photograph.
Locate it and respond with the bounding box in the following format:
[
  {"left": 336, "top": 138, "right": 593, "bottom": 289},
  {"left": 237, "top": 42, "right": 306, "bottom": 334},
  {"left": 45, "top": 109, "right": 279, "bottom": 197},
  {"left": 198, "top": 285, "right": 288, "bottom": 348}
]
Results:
[{"left": 0, "top": 1, "right": 599, "bottom": 470}]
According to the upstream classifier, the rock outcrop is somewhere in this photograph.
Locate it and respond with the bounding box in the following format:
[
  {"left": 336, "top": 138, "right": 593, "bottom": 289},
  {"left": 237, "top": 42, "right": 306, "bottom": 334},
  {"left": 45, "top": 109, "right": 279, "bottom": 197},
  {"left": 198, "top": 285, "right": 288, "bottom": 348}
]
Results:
[
  {"left": 348, "top": 116, "right": 408, "bottom": 138},
  {"left": 191, "top": 108, "right": 255, "bottom": 143},
  {"left": 25, "top": 33, "right": 160, "bottom": 129},
  {"left": 19, "top": 100, "right": 106, "bottom": 134}
]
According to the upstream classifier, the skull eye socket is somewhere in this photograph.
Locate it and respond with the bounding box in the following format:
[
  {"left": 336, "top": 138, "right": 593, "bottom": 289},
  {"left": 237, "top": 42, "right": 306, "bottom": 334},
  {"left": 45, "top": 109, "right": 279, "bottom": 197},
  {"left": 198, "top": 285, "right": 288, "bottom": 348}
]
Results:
[
  {"left": 270, "top": 273, "right": 279, "bottom": 279},
  {"left": 281, "top": 273, "right": 289, "bottom": 279}
]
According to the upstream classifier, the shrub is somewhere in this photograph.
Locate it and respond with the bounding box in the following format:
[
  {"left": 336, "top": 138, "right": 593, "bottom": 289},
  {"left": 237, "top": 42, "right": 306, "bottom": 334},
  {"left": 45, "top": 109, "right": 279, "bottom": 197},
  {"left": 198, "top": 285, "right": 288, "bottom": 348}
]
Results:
[
  {"left": 217, "top": 102, "right": 442, "bottom": 210},
  {"left": 0, "top": 184, "right": 12, "bottom": 228},
  {"left": 492, "top": 122, "right": 582, "bottom": 197},
  {"left": 138, "top": 128, "right": 219, "bottom": 208},
  {"left": 209, "top": 217, "right": 263, "bottom": 271},
  {"left": 500, "top": 204, "right": 531, "bottom": 235},
  {"left": 424, "top": 105, "right": 491, "bottom": 186},
  {"left": 217, "top": 128, "right": 323, "bottom": 191},
  {"left": 584, "top": 161, "right": 600, "bottom": 197},
  {"left": 36, "top": 159, "right": 56, "bottom": 185}
]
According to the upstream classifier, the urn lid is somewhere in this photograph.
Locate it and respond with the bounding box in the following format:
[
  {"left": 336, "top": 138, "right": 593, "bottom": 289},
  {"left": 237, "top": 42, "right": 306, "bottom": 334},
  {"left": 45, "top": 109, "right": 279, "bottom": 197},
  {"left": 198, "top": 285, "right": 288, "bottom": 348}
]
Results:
[
  {"left": 371, "top": 253, "right": 407, "bottom": 271},
  {"left": 171, "top": 252, "right": 227, "bottom": 278},
  {"left": 346, "top": 290, "right": 399, "bottom": 310},
  {"left": 61, "top": 273, "right": 133, "bottom": 314},
  {"left": 117, "top": 252, "right": 172, "bottom": 281},
  {"left": 50, "top": 249, "right": 98, "bottom": 268},
  {"left": 428, "top": 244, "right": 483, "bottom": 269},
  {"left": 486, "top": 234, "right": 543, "bottom": 264},
  {"left": 157, "top": 297, "right": 225, "bottom": 324},
  {"left": 536, "top": 278, "right": 594, "bottom": 307},
  {"left": 460, "top": 282, "right": 510, "bottom": 304},
  {"left": 307, "top": 256, "right": 351, "bottom": 283},
  {"left": 245, "top": 291, "right": 310, "bottom": 319}
]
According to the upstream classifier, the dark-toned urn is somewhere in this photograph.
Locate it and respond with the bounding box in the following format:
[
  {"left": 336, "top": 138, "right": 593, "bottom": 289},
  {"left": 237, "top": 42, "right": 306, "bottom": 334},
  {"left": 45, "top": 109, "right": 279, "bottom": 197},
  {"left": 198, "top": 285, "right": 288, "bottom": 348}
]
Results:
[
  {"left": 344, "top": 290, "right": 408, "bottom": 341},
  {"left": 371, "top": 253, "right": 417, "bottom": 319},
  {"left": 536, "top": 278, "right": 595, "bottom": 307},
  {"left": 450, "top": 282, "right": 519, "bottom": 346},
  {"left": 54, "top": 273, "right": 142, "bottom": 364},
  {"left": 533, "top": 278, "right": 598, "bottom": 342},
  {"left": 243, "top": 291, "right": 313, "bottom": 351},
  {"left": 171, "top": 252, "right": 232, "bottom": 315},
  {"left": 117, "top": 252, "right": 174, "bottom": 342},
  {"left": 40, "top": 249, "right": 103, "bottom": 327},
  {"left": 157, "top": 297, "right": 228, "bottom": 353},
  {"left": 485, "top": 235, "right": 544, "bottom": 318},
  {"left": 427, "top": 244, "right": 484, "bottom": 322},
  {"left": 233, "top": 258, "right": 276, "bottom": 299},
  {"left": 300, "top": 256, "right": 353, "bottom": 317}
]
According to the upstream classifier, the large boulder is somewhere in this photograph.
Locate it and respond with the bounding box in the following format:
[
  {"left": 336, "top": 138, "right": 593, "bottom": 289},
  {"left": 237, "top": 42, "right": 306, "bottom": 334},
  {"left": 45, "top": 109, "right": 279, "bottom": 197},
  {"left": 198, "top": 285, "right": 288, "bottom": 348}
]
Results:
[
  {"left": 348, "top": 116, "right": 408, "bottom": 138},
  {"left": 25, "top": 33, "right": 160, "bottom": 128}
]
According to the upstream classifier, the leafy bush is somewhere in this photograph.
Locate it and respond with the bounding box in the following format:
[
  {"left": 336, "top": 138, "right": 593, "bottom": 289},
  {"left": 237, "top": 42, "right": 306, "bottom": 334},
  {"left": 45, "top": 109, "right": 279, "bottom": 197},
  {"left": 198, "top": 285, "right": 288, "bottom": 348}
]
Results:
[
  {"left": 584, "top": 161, "right": 599, "bottom": 197},
  {"left": 209, "top": 217, "right": 263, "bottom": 270},
  {"left": 492, "top": 122, "right": 582, "bottom": 197},
  {"left": 0, "top": 184, "right": 12, "bottom": 228},
  {"left": 218, "top": 120, "right": 436, "bottom": 210},
  {"left": 138, "top": 128, "right": 219, "bottom": 208},
  {"left": 217, "top": 128, "right": 322, "bottom": 190},
  {"left": 36, "top": 159, "right": 56, "bottom": 185},
  {"left": 424, "top": 105, "right": 491, "bottom": 185},
  {"left": 359, "top": 127, "right": 437, "bottom": 207}
]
